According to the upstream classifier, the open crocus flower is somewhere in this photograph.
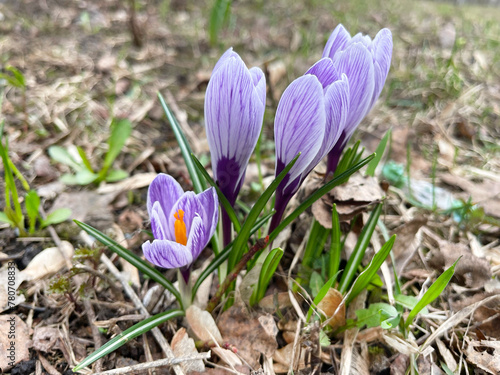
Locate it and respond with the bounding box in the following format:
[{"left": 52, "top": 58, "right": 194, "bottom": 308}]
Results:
[
  {"left": 322, "top": 24, "right": 393, "bottom": 174},
  {"left": 205, "top": 48, "right": 266, "bottom": 245},
  {"left": 142, "top": 174, "right": 218, "bottom": 281},
  {"left": 270, "top": 59, "right": 349, "bottom": 232}
]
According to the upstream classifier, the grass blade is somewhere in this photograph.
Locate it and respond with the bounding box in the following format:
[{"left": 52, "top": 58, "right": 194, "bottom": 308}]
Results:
[
  {"left": 191, "top": 154, "right": 241, "bottom": 232},
  {"left": 405, "top": 257, "right": 461, "bottom": 328},
  {"left": 250, "top": 248, "right": 283, "bottom": 306},
  {"left": 346, "top": 235, "right": 396, "bottom": 305},
  {"left": 73, "top": 309, "right": 184, "bottom": 371},
  {"left": 157, "top": 92, "right": 205, "bottom": 194},
  {"left": 338, "top": 203, "right": 383, "bottom": 294},
  {"left": 228, "top": 154, "right": 299, "bottom": 269},
  {"left": 365, "top": 129, "right": 391, "bottom": 176},
  {"left": 329, "top": 204, "right": 341, "bottom": 280},
  {"left": 74, "top": 220, "right": 182, "bottom": 306}
]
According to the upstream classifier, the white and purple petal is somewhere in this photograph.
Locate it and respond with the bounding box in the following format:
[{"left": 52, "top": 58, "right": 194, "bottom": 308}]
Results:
[
  {"left": 370, "top": 28, "right": 393, "bottom": 109},
  {"left": 169, "top": 191, "right": 207, "bottom": 240},
  {"left": 333, "top": 42, "right": 375, "bottom": 138},
  {"left": 274, "top": 74, "right": 326, "bottom": 187},
  {"left": 150, "top": 201, "right": 170, "bottom": 241},
  {"left": 305, "top": 58, "right": 340, "bottom": 89},
  {"left": 147, "top": 174, "right": 184, "bottom": 220},
  {"left": 322, "top": 24, "right": 352, "bottom": 60},
  {"left": 142, "top": 240, "right": 193, "bottom": 269},
  {"left": 186, "top": 215, "right": 209, "bottom": 261},
  {"left": 196, "top": 187, "right": 219, "bottom": 242}
]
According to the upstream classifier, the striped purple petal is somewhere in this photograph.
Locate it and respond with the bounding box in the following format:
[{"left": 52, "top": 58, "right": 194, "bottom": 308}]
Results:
[
  {"left": 305, "top": 58, "right": 340, "bottom": 89},
  {"left": 322, "top": 24, "right": 351, "bottom": 60},
  {"left": 274, "top": 74, "right": 326, "bottom": 188},
  {"left": 370, "top": 28, "right": 393, "bottom": 109},
  {"left": 147, "top": 174, "right": 184, "bottom": 221},
  {"left": 196, "top": 187, "right": 219, "bottom": 244},
  {"left": 142, "top": 239, "right": 193, "bottom": 269}
]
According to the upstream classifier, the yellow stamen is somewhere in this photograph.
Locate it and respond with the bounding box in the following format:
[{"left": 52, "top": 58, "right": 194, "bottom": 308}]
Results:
[{"left": 173, "top": 209, "right": 187, "bottom": 245}]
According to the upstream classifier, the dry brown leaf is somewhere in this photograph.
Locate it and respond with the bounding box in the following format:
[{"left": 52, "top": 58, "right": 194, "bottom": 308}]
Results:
[
  {"left": 186, "top": 305, "right": 223, "bottom": 344},
  {"left": 171, "top": 328, "right": 205, "bottom": 372},
  {"left": 19, "top": 241, "right": 74, "bottom": 281},
  {"left": 211, "top": 347, "right": 243, "bottom": 368},
  {"left": 272, "top": 342, "right": 306, "bottom": 372},
  {"left": 259, "top": 292, "right": 292, "bottom": 311},
  {"left": 218, "top": 305, "right": 278, "bottom": 368},
  {"left": 0, "top": 265, "right": 26, "bottom": 312},
  {"left": 96, "top": 172, "right": 158, "bottom": 195},
  {"left": 0, "top": 315, "right": 30, "bottom": 371},
  {"left": 317, "top": 288, "right": 345, "bottom": 330},
  {"left": 464, "top": 339, "right": 500, "bottom": 374},
  {"left": 312, "top": 174, "right": 384, "bottom": 227},
  {"left": 452, "top": 292, "right": 500, "bottom": 339}
]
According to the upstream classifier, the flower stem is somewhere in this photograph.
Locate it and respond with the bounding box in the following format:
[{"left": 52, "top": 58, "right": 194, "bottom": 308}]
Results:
[{"left": 206, "top": 236, "right": 269, "bottom": 313}]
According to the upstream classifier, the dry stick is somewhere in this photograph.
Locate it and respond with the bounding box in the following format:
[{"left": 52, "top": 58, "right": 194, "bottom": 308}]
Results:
[
  {"left": 99, "top": 254, "right": 186, "bottom": 375},
  {"left": 83, "top": 299, "right": 104, "bottom": 372},
  {"left": 206, "top": 236, "right": 269, "bottom": 313},
  {"left": 91, "top": 353, "right": 211, "bottom": 375}
]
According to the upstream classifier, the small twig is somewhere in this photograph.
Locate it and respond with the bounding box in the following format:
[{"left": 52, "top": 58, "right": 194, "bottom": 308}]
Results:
[
  {"left": 37, "top": 351, "right": 62, "bottom": 375},
  {"left": 90, "top": 352, "right": 211, "bottom": 375},
  {"left": 100, "top": 254, "right": 185, "bottom": 375},
  {"left": 206, "top": 236, "right": 269, "bottom": 313},
  {"left": 83, "top": 299, "right": 103, "bottom": 372}
]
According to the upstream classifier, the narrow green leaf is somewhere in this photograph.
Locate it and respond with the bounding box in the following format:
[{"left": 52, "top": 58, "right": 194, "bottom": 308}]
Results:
[
  {"left": 74, "top": 220, "right": 182, "bottom": 307},
  {"left": 338, "top": 203, "right": 383, "bottom": 294},
  {"left": 105, "top": 169, "right": 129, "bottom": 182},
  {"left": 41, "top": 208, "right": 72, "bottom": 228},
  {"left": 25, "top": 190, "right": 40, "bottom": 234},
  {"left": 208, "top": 0, "right": 232, "bottom": 45},
  {"left": 191, "top": 154, "right": 241, "bottom": 232},
  {"left": 76, "top": 146, "right": 94, "bottom": 173},
  {"left": 73, "top": 309, "right": 184, "bottom": 372},
  {"left": 250, "top": 248, "right": 283, "bottom": 306},
  {"left": 345, "top": 235, "right": 396, "bottom": 305},
  {"left": 405, "top": 257, "right": 461, "bottom": 328},
  {"left": 394, "top": 295, "right": 429, "bottom": 315},
  {"left": 303, "top": 221, "right": 328, "bottom": 269},
  {"left": 365, "top": 129, "right": 391, "bottom": 176},
  {"left": 229, "top": 154, "right": 299, "bottom": 270},
  {"left": 157, "top": 93, "right": 205, "bottom": 194},
  {"left": 329, "top": 204, "right": 341, "bottom": 280},
  {"left": 103, "top": 119, "right": 132, "bottom": 170},
  {"left": 7, "top": 66, "right": 26, "bottom": 88},
  {"left": 269, "top": 154, "right": 375, "bottom": 245},
  {"left": 306, "top": 274, "right": 337, "bottom": 322},
  {"left": 191, "top": 211, "right": 275, "bottom": 299}
]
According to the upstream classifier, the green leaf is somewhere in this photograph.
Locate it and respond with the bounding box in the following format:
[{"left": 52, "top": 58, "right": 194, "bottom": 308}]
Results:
[
  {"left": 157, "top": 93, "right": 205, "bottom": 194},
  {"left": 72, "top": 309, "right": 184, "bottom": 372},
  {"left": 75, "top": 170, "right": 99, "bottom": 185},
  {"left": 338, "top": 203, "right": 383, "bottom": 295},
  {"left": 228, "top": 154, "right": 299, "bottom": 270},
  {"left": 74, "top": 220, "right": 183, "bottom": 308},
  {"left": 0, "top": 211, "right": 15, "bottom": 225},
  {"left": 269, "top": 154, "right": 375, "bottom": 245},
  {"left": 105, "top": 169, "right": 129, "bottom": 182},
  {"left": 76, "top": 146, "right": 94, "bottom": 173},
  {"left": 309, "top": 271, "right": 324, "bottom": 299},
  {"left": 329, "top": 204, "right": 341, "bottom": 280},
  {"left": 355, "top": 303, "right": 400, "bottom": 329},
  {"left": 250, "top": 248, "right": 283, "bottom": 306},
  {"left": 191, "top": 154, "right": 241, "bottom": 232},
  {"left": 48, "top": 145, "right": 83, "bottom": 172},
  {"left": 41, "top": 208, "right": 72, "bottom": 228},
  {"left": 25, "top": 190, "right": 40, "bottom": 234},
  {"left": 0, "top": 66, "right": 25, "bottom": 88},
  {"left": 345, "top": 235, "right": 395, "bottom": 305},
  {"left": 394, "top": 294, "right": 428, "bottom": 315},
  {"left": 405, "top": 257, "right": 461, "bottom": 328},
  {"left": 103, "top": 119, "right": 132, "bottom": 170},
  {"left": 365, "top": 129, "right": 391, "bottom": 177},
  {"left": 191, "top": 211, "right": 275, "bottom": 299},
  {"left": 306, "top": 274, "right": 337, "bottom": 322},
  {"left": 208, "top": 0, "right": 232, "bottom": 45}
]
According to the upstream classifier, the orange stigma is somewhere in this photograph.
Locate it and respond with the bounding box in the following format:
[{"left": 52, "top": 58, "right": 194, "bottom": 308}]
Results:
[{"left": 173, "top": 209, "right": 187, "bottom": 245}]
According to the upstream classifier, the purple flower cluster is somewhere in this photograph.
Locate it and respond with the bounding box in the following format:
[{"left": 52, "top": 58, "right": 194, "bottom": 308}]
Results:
[{"left": 142, "top": 24, "right": 392, "bottom": 271}]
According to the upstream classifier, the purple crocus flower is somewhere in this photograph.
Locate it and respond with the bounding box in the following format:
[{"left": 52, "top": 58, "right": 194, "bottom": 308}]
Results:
[
  {"left": 322, "top": 24, "right": 393, "bottom": 174},
  {"left": 270, "top": 59, "right": 349, "bottom": 232},
  {"left": 142, "top": 174, "right": 218, "bottom": 282},
  {"left": 205, "top": 48, "right": 266, "bottom": 245}
]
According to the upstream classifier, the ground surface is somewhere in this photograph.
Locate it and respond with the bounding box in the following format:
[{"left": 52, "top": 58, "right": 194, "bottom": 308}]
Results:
[{"left": 1, "top": 0, "right": 500, "bottom": 374}]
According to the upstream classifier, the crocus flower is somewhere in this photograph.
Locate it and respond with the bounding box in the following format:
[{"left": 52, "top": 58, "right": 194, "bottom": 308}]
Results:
[
  {"left": 270, "top": 59, "right": 349, "bottom": 232},
  {"left": 142, "top": 174, "right": 218, "bottom": 282},
  {"left": 322, "top": 24, "right": 393, "bottom": 174},
  {"left": 205, "top": 48, "right": 266, "bottom": 245}
]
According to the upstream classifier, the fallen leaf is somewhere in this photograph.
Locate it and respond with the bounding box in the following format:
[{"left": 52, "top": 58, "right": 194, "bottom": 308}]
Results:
[
  {"left": 317, "top": 288, "right": 346, "bottom": 330},
  {"left": 464, "top": 339, "right": 500, "bottom": 374},
  {"left": 218, "top": 305, "right": 278, "bottom": 368},
  {"left": 171, "top": 328, "right": 205, "bottom": 372},
  {"left": 272, "top": 342, "right": 305, "bottom": 371},
  {"left": 19, "top": 241, "right": 74, "bottom": 281},
  {"left": 0, "top": 264, "right": 26, "bottom": 312},
  {"left": 186, "top": 305, "right": 223, "bottom": 344},
  {"left": 452, "top": 292, "right": 500, "bottom": 339},
  {"left": 0, "top": 315, "right": 30, "bottom": 372},
  {"left": 312, "top": 174, "right": 384, "bottom": 227}
]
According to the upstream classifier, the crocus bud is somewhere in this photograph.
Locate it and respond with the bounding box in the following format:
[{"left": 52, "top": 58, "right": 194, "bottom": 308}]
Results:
[
  {"left": 322, "top": 24, "right": 393, "bottom": 174},
  {"left": 205, "top": 48, "right": 266, "bottom": 245},
  {"left": 142, "top": 174, "right": 218, "bottom": 282}
]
